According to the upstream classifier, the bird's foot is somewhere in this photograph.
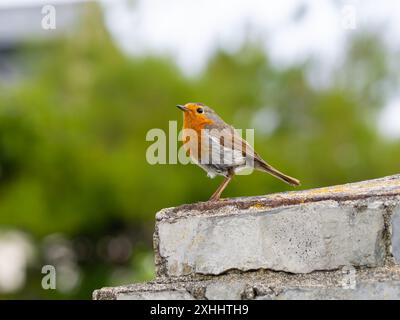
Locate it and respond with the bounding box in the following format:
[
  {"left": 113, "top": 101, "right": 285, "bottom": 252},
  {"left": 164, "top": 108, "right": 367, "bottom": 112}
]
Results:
[{"left": 208, "top": 194, "right": 221, "bottom": 202}]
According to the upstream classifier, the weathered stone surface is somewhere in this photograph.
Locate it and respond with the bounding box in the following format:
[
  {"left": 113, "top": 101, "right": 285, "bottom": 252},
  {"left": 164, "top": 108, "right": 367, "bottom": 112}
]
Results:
[
  {"left": 257, "top": 282, "right": 400, "bottom": 300},
  {"left": 392, "top": 205, "right": 400, "bottom": 263},
  {"left": 156, "top": 200, "right": 387, "bottom": 276},
  {"left": 205, "top": 281, "right": 247, "bottom": 300},
  {"left": 93, "top": 282, "right": 195, "bottom": 300},
  {"left": 93, "top": 266, "right": 400, "bottom": 300},
  {"left": 94, "top": 175, "right": 400, "bottom": 300},
  {"left": 118, "top": 290, "right": 194, "bottom": 300}
]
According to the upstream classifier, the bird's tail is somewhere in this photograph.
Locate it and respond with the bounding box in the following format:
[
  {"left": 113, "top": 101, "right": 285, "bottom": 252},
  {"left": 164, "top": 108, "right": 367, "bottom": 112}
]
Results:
[{"left": 255, "top": 160, "right": 300, "bottom": 186}]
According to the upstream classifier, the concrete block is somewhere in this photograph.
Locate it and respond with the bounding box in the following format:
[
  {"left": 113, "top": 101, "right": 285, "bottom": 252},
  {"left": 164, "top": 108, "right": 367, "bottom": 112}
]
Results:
[
  {"left": 94, "top": 266, "right": 400, "bottom": 300},
  {"left": 157, "top": 201, "right": 386, "bottom": 276},
  {"left": 392, "top": 205, "right": 400, "bottom": 263}
]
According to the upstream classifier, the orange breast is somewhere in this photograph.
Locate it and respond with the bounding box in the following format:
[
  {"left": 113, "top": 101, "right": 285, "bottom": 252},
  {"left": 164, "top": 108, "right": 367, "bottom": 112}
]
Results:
[{"left": 182, "top": 115, "right": 213, "bottom": 162}]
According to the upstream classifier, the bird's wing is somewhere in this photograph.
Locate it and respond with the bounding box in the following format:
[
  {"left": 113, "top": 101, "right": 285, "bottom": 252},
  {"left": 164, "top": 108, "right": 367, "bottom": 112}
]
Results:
[
  {"left": 204, "top": 125, "right": 301, "bottom": 185},
  {"left": 203, "top": 126, "right": 258, "bottom": 167},
  {"left": 203, "top": 127, "right": 247, "bottom": 167}
]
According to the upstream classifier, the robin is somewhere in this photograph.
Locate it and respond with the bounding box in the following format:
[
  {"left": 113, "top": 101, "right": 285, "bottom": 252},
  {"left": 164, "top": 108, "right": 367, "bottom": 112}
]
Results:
[{"left": 177, "top": 102, "right": 300, "bottom": 201}]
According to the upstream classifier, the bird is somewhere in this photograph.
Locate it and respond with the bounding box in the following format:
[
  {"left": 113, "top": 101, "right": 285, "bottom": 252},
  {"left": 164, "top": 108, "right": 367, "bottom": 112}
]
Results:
[{"left": 176, "top": 102, "right": 300, "bottom": 201}]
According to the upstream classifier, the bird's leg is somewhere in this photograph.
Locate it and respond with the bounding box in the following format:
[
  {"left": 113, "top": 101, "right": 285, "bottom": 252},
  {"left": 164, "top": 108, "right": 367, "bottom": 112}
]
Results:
[{"left": 209, "top": 171, "right": 234, "bottom": 201}]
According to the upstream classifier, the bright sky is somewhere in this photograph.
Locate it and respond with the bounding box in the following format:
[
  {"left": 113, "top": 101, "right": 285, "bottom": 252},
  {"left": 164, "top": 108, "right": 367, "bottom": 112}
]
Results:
[{"left": 1, "top": 0, "right": 400, "bottom": 138}]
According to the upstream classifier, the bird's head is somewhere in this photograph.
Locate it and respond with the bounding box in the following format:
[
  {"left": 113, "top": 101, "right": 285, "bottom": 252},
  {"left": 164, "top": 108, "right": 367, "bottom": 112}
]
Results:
[{"left": 176, "top": 102, "right": 219, "bottom": 129}]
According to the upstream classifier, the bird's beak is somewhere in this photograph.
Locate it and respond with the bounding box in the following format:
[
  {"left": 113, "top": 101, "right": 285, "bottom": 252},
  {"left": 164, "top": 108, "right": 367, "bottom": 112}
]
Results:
[{"left": 176, "top": 105, "right": 188, "bottom": 112}]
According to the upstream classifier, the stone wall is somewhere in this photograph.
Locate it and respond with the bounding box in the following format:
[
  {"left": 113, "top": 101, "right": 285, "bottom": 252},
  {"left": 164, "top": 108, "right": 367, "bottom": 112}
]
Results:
[{"left": 93, "top": 174, "right": 400, "bottom": 300}]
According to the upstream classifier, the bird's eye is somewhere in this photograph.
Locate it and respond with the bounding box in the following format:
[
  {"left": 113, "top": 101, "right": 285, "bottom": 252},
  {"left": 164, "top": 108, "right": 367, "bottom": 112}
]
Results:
[{"left": 196, "top": 108, "right": 204, "bottom": 114}]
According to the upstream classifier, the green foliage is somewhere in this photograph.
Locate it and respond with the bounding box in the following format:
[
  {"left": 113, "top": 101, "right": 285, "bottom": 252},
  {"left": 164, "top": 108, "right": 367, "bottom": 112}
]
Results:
[{"left": 0, "top": 5, "right": 399, "bottom": 299}]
